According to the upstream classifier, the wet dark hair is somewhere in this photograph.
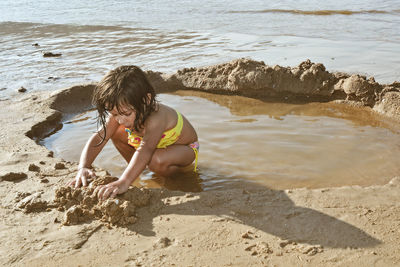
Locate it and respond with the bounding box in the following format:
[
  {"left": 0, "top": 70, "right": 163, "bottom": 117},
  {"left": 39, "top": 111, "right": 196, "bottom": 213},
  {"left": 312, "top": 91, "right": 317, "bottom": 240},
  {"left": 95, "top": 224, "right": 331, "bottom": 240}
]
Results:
[{"left": 93, "top": 65, "right": 158, "bottom": 144}]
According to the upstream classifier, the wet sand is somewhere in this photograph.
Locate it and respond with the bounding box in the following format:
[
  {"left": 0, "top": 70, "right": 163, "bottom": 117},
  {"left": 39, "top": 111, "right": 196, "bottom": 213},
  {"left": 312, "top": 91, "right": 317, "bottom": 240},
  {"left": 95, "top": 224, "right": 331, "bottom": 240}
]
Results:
[{"left": 1, "top": 59, "right": 400, "bottom": 266}]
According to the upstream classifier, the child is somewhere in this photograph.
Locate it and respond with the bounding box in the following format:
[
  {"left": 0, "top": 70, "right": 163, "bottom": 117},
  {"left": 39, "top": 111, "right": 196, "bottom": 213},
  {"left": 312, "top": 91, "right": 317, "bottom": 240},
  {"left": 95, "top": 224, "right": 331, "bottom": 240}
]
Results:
[{"left": 69, "top": 65, "right": 199, "bottom": 200}]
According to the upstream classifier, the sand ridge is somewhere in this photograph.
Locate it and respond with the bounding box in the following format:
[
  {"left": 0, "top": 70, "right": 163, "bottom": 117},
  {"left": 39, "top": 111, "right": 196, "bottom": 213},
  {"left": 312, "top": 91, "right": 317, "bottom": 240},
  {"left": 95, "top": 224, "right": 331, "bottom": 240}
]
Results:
[
  {"left": 1, "top": 58, "right": 400, "bottom": 266},
  {"left": 149, "top": 58, "right": 400, "bottom": 118}
]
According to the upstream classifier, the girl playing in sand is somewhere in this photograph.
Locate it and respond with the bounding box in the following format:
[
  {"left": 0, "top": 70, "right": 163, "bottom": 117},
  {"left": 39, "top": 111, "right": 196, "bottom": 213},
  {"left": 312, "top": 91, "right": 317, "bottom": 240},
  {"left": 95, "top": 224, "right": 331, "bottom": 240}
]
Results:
[{"left": 69, "top": 65, "right": 199, "bottom": 200}]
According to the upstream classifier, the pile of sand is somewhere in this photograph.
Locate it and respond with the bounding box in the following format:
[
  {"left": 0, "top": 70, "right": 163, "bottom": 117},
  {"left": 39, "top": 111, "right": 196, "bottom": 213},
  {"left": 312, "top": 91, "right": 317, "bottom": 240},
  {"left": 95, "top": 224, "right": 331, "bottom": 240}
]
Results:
[{"left": 54, "top": 176, "right": 151, "bottom": 226}]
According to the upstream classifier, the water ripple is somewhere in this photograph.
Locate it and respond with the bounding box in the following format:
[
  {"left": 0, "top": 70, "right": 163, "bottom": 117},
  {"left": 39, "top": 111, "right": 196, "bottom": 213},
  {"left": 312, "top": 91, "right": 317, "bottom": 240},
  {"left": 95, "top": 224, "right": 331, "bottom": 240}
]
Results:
[{"left": 227, "top": 9, "right": 398, "bottom": 16}]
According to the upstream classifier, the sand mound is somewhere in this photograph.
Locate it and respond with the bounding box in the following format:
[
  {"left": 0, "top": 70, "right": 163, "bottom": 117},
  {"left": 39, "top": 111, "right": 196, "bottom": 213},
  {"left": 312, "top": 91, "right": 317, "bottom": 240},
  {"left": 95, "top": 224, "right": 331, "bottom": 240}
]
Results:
[
  {"left": 148, "top": 58, "right": 400, "bottom": 120},
  {"left": 0, "top": 172, "right": 28, "bottom": 182},
  {"left": 54, "top": 176, "right": 152, "bottom": 226}
]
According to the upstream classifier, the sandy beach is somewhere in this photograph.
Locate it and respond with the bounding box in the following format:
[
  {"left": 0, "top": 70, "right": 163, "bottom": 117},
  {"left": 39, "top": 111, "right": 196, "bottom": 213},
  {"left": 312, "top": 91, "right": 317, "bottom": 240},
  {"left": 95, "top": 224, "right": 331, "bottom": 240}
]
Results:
[{"left": 1, "top": 59, "right": 400, "bottom": 266}]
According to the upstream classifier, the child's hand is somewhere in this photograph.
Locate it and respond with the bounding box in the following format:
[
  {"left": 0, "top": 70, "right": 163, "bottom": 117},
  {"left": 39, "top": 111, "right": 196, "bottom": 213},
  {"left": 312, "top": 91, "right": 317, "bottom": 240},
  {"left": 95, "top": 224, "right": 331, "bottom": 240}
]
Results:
[
  {"left": 96, "top": 179, "right": 130, "bottom": 201},
  {"left": 68, "top": 167, "right": 96, "bottom": 188}
]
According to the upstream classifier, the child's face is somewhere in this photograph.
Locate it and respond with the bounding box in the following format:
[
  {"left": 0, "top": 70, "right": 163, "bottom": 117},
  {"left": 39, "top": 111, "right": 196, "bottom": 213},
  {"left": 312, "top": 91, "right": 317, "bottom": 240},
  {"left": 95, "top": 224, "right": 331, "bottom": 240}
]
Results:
[{"left": 109, "top": 105, "right": 136, "bottom": 129}]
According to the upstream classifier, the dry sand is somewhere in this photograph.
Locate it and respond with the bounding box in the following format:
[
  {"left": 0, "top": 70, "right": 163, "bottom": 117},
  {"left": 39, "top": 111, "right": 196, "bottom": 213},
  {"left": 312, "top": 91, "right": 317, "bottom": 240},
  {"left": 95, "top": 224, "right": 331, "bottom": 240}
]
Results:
[{"left": 1, "top": 58, "right": 400, "bottom": 266}]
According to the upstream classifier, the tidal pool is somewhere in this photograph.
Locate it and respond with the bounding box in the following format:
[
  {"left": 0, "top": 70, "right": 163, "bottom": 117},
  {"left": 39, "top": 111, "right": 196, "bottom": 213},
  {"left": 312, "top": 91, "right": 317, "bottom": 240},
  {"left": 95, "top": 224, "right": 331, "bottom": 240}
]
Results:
[{"left": 41, "top": 90, "right": 400, "bottom": 192}]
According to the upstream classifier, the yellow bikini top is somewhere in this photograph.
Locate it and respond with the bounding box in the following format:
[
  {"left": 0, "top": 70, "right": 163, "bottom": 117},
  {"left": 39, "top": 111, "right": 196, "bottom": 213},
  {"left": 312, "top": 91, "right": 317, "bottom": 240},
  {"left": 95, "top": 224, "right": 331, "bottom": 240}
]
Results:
[{"left": 125, "top": 110, "right": 183, "bottom": 149}]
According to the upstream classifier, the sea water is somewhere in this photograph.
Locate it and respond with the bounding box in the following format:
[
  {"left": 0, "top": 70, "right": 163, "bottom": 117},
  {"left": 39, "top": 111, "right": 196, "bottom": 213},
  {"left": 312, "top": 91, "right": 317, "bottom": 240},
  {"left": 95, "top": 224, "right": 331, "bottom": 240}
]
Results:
[{"left": 1, "top": 0, "right": 399, "bottom": 99}]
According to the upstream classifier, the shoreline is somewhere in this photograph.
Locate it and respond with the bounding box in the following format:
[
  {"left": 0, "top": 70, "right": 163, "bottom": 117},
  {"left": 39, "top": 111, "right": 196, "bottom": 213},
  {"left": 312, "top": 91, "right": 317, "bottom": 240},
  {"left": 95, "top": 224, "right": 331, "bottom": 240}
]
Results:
[{"left": 1, "top": 58, "right": 400, "bottom": 266}]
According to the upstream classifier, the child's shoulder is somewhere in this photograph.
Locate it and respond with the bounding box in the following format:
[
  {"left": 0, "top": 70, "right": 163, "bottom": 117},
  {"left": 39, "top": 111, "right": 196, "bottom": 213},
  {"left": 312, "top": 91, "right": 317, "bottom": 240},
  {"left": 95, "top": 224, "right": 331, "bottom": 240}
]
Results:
[
  {"left": 145, "top": 103, "right": 176, "bottom": 128},
  {"left": 152, "top": 103, "right": 176, "bottom": 117}
]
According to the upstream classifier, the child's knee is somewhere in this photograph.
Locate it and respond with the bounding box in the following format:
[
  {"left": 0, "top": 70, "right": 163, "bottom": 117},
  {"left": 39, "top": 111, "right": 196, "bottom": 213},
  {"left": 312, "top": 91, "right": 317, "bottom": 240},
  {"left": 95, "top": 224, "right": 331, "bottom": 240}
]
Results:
[{"left": 148, "top": 153, "right": 169, "bottom": 174}]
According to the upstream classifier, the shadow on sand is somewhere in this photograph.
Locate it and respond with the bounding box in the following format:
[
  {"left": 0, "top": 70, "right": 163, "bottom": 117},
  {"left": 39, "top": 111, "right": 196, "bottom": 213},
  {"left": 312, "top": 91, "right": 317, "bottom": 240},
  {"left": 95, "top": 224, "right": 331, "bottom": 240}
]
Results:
[{"left": 127, "top": 170, "right": 381, "bottom": 249}]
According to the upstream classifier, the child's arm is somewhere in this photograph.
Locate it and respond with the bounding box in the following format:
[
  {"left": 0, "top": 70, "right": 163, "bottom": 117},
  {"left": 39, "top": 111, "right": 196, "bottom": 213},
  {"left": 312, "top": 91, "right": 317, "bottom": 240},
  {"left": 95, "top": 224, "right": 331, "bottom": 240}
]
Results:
[
  {"left": 70, "top": 116, "right": 120, "bottom": 187},
  {"left": 96, "top": 114, "right": 167, "bottom": 200}
]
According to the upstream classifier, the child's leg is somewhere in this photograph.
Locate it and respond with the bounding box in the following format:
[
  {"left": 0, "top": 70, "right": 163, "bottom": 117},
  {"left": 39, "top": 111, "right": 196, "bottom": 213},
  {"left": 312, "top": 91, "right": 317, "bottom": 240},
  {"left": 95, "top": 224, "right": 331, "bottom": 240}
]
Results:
[
  {"left": 148, "top": 145, "right": 196, "bottom": 177},
  {"left": 111, "top": 125, "right": 135, "bottom": 162},
  {"left": 111, "top": 124, "right": 196, "bottom": 176}
]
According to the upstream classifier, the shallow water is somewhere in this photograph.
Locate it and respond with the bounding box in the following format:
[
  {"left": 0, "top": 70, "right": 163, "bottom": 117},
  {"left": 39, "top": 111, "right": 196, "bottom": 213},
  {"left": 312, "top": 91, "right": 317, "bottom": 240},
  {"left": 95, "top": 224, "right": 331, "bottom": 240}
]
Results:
[
  {"left": 1, "top": 0, "right": 399, "bottom": 100},
  {"left": 41, "top": 92, "right": 400, "bottom": 191}
]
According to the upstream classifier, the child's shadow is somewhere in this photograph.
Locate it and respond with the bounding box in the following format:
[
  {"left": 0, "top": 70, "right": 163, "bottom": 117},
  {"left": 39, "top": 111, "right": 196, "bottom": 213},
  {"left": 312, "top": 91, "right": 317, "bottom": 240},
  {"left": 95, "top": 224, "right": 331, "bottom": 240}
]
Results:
[{"left": 128, "top": 171, "right": 381, "bottom": 249}]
